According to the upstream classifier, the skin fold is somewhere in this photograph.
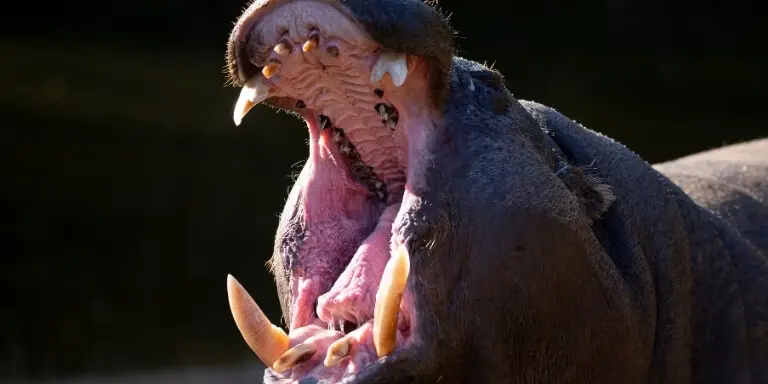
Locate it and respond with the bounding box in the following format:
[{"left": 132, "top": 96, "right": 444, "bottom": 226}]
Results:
[{"left": 224, "top": 1, "right": 768, "bottom": 383}]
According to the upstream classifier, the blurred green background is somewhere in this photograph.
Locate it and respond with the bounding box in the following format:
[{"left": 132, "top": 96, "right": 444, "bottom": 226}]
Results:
[{"left": 1, "top": 0, "right": 765, "bottom": 381}]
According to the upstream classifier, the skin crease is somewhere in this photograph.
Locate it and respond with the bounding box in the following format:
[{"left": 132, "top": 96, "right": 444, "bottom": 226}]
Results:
[{"left": 226, "top": 1, "right": 768, "bottom": 383}]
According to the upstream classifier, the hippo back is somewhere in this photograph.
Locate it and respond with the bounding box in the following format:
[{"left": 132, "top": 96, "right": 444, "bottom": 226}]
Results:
[{"left": 654, "top": 138, "right": 768, "bottom": 255}]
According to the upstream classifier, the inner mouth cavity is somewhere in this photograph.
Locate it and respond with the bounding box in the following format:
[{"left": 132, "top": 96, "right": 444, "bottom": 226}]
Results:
[{"left": 227, "top": 0, "right": 432, "bottom": 382}]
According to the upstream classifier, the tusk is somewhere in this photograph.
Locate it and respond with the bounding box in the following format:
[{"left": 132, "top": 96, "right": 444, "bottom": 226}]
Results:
[
  {"left": 272, "top": 343, "right": 317, "bottom": 373},
  {"left": 226, "top": 274, "right": 290, "bottom": 367},
  {"left": 233, "top": 75, "right": 270, "bottom": 126},
  {"left": 373, "top": 245, "right": 410, "bottom": 358},
  {"left": 324, "top": 336, "right": 352, "bottom": 367}
]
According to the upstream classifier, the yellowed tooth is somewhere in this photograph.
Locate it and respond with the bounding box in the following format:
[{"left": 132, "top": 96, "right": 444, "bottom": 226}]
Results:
[
  {"left": 302, "top": 34, "right": 319, "bottom": 52},
  {"left": 232, "top": 75, "right": 270, "bottom": 126},
  {"left": 274, "top": 41, "right": 293, "bottom": 56},
  {"left": 373, "top": 245, "right": 410, "bottom": 358},
  {"left": 272, "top": 343, "right": 317, "bottom": 373},
  {"left": 226, "top": 275, "right": 290, "bottom": 367},
  {"left": 324, "top": 336, "right": 352, "bottom": 367},
  {"left": 262, "top": 62, "right": 281, "bottom": 79}
]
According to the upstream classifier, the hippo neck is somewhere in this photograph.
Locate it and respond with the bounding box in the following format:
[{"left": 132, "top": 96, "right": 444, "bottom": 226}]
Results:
[
  {"left": 519, "top": 99, "right": 768, "bottom": 383},
  {"left": 522, "top": 100, "right": 698, "bottom": 381}
]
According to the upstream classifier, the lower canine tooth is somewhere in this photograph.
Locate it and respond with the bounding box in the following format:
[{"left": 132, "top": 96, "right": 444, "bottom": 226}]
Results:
[
  {"left": 370, "top": 53, "right": 408, "bottom": 87},
  {"left": 324, "top": 337, "right": 352, "bottom": 367},
  {"left": 272, "top": 343, "right": 317, "bottom": 373},
  {"left": 373, "top": 245, "right": 410, "bottom": 358},
  {"left": 233, "top": 75, "right": 270, "bottom": 126},
  {"left": 226, "top": 275, "right": 290, "bottom": 367}
]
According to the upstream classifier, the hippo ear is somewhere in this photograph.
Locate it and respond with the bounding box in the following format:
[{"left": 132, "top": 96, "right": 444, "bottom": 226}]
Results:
[{"left": 557, "top": 165, "right": 616, "bottom": 221}]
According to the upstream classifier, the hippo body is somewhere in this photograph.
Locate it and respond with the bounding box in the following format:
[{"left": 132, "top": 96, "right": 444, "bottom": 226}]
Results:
[{"left": 523, "top": 100, "right": 768, "bottom": 384}]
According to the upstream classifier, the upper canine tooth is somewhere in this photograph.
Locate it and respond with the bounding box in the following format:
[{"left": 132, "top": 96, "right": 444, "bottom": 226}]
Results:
[
  {"left": 233, "top": 75, "right": 270, "bottom": 126},
  {"left": 370, "top": 53, "right": 408, "bottom": 87},
  {"left": 373, "top": 245, "right": 410, "bottom": 358},
  {"left": 226, "top": 275, "right": 290, "bottom": 366}
]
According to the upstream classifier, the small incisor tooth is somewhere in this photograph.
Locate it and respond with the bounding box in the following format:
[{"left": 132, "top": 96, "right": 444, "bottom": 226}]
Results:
[
  {"left": 226, "top": 275, "right": 290, "bottom": 367},
  {"left": 233, "top": 75, "right": 270, "bottom": 126},
  {"left": 272, "top": 343, "right": 317, "bottom": 373},
  {"left": 370, "top": 53, "right": 408, "bottom": 87},
  {"left": 262, "top": 62, "right": 281, "bottom": 79},
  {"left": 302, "top": 34, "right": 319, "bottom": 52},
  {"left": 274, "top": 41, "right": 292, "bottom": 55},
  {"left": 324, "top": 336, "right": 352, "bottom": 367},
  {"left": 373, "top": 245, "right": 410, "bottom": 358}
]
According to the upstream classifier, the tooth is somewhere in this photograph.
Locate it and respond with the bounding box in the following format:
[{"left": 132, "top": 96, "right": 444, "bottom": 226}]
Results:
[
  {"left": 272, "top": 343, "right": 317, "bottom": 373},
  {"left": 386, "top": 119, "right": 397, "bottom": 130},
  {"left": 324, "top": 337, "right": 352, "bottom": 367},
  {"left": 302, "top": 34, "right": 319, "bottom": 52},
  {"left": 380, "top": 106, "right": 389, "bottom": 120},
  {"left": 370, "top": 53, "right": 408, "bottom": 87},
  {"left": 226, "top": 275, "right": 290, "bottom": 367},
  {"left": 262, "top": 62, "right": 281, "bottom": 79},
  {"left": 319, "top": 115, "right": 330, "bottom": 130},
  {"left": 274, "top": 41, "right": 293, "bottom": 56},
  {"left": 233, "top": 75, "right": 270, "bottom": 126},
  {"left": 373, "top": 245, "right": 410, "bottom": 357},
  {"left": 333, "top": 129, "right": 344, "bottom": 143}
]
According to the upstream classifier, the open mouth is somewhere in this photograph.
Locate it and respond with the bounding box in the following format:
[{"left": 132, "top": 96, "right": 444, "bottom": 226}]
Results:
[{"left": 224, "top": 0, "right": 443, "bottom": 382}]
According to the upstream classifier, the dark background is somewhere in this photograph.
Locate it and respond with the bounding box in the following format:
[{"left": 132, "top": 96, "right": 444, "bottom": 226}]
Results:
[{"left": 1, "top": 0, "right": 765, "bottom": 381}]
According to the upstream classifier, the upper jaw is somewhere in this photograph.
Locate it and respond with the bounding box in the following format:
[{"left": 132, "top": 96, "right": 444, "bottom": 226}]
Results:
[{"left": 226, "top": 0, "right": 353, "bottom": 88}]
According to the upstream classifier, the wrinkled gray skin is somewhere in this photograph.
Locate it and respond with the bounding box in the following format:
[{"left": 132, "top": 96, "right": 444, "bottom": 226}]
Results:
[{"left": 228, "top": 1, "right": 768, "bottom": 383}]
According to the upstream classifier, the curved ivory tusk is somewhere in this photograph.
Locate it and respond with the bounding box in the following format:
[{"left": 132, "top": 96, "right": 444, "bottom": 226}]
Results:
[
  {"left": 227, "top": 274, "right": 290, "bottom": 367},
  {"left": 373, "top": 245, "right": 410, "bottom": 358}
]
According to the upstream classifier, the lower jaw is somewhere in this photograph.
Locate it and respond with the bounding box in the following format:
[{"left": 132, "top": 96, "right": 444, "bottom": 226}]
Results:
[
  {"left": 266, "top": 318, "right": 412, "bottom": 383},
  {"left": 273, "top": 242, "right": 416, "bottom": 382}
]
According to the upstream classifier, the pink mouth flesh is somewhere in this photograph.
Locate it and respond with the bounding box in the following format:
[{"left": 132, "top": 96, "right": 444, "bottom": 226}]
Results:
[{"left": 232, "top": 1, "right": 436, "bottom": 381}]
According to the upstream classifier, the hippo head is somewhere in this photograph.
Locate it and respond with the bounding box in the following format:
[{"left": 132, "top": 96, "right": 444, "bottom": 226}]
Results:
[{"left": 224, "top": 1, "right": 631, "bottom": 383}]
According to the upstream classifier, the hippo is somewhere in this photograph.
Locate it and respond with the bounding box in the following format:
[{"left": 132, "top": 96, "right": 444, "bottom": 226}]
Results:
[{"left": 221, "top": 1, "right": 768, "bottom": 383}]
